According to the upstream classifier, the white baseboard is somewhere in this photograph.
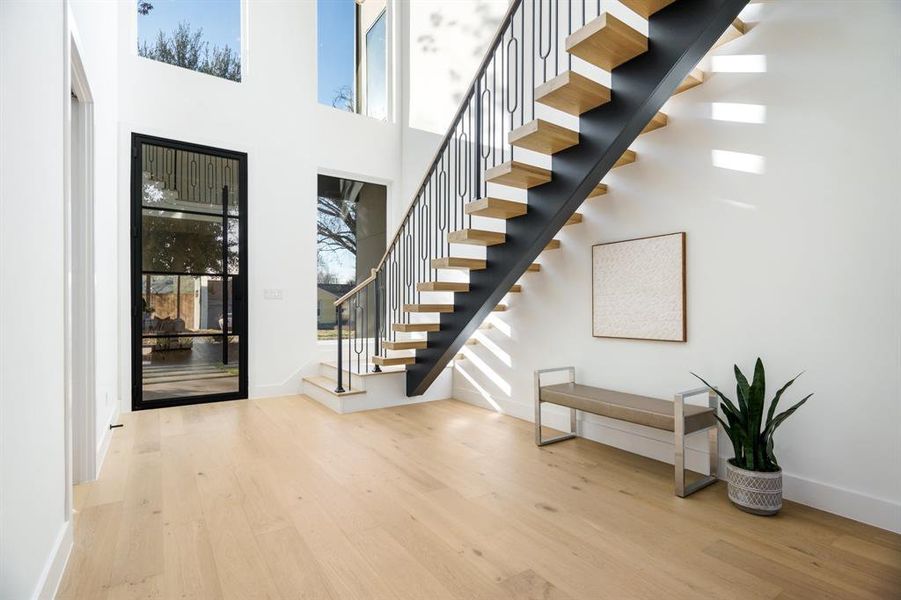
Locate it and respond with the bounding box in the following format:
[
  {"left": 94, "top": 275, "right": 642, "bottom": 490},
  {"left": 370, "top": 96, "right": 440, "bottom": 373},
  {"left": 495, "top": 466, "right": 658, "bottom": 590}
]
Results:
[
  {"left": 454, "top": 385, "right": 901, "bottom": 534},
  {"left": 34, "top": 520, "right": 73, "bottom": 600}
]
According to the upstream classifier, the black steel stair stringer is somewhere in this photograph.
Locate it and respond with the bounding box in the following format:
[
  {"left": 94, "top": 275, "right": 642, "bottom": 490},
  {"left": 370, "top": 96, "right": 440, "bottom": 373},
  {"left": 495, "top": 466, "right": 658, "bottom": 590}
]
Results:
[{"left": 406, "top": 0, "right": 750, "bottom": 396}]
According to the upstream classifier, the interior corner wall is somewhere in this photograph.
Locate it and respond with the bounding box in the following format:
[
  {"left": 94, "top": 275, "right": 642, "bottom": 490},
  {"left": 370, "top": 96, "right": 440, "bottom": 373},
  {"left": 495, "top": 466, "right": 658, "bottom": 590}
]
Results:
[
  {"left": 451, "top": 1, "right": 901, "bottom": 533},
  {"left": 116, "top": 0, "right": 403, "bottom": 408},
  {"left": 69, "top": 0, "right": 121, "bottom": 466},
  {"left": 0, "top": 1, "right": 70, "bottom": 598}
]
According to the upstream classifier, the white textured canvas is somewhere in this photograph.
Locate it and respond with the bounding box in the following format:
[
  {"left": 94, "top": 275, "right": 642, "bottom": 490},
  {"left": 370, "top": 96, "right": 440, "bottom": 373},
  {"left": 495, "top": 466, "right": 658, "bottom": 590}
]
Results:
[{"left": 592, "top": 233, "right": 685, "bottom": 341}]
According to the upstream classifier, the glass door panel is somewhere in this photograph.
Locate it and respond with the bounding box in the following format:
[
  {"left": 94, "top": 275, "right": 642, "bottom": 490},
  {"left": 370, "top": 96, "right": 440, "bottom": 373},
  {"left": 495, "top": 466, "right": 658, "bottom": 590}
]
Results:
[{"left": 132, "top": 135, "right": 247, "bottom": 409}]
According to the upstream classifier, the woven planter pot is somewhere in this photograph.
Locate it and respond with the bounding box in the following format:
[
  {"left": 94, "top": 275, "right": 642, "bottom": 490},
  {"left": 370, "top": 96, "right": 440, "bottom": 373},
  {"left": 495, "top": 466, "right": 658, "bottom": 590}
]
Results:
[{"left": 726, "top": 461, "right": 782, "bottom": 515}]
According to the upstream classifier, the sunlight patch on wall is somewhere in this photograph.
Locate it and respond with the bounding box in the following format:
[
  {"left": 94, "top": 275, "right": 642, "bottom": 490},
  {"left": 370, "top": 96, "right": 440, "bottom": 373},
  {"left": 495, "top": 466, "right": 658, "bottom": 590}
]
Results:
[
  {"left": 711, "top": 149, "right": 766, "bottom": 174},
  {"left": 711, "top": 102, "right": 766, "bottom": 124},
  {"left": 462, "top": 347, "right": 511, "bottom": 396},
  {"left": 717, "top": 198, "right": 757, "bottom": 211},
  {"left": 711, "top": 54, "right": 767, "bottom": 73},
  {"left": 473, "top": 331, "right": 511, "bottom": 367},
  {"left": 456, "top": 362, "right": 503, "bottom": 412}
]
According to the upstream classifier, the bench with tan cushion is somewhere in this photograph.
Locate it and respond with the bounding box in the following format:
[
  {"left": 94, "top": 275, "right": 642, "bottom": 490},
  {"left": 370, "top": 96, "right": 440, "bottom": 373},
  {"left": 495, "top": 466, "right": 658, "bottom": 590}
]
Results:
[{"left": 534, "top": 368, "right": 719, "bottom": 497}]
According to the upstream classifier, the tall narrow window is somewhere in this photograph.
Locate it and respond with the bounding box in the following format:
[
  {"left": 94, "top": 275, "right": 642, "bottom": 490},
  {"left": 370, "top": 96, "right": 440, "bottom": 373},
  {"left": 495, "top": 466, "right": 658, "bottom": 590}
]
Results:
[
  {"left": 317, "top": 175, "right": 386, "bottom": 340},
  {"left": 137, "top": 0, "right": 242, "bottom": 82},
  {"left": 317, "top": 0, "right": 388, "bottom": 120},
  {"left": 364, "top": 11, "right": 387, "bottom": 119}
]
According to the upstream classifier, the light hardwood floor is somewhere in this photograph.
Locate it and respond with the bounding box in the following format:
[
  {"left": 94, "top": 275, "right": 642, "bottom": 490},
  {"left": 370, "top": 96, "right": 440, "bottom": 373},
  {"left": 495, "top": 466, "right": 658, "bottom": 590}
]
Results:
[{"left": 59, "top": 396, "right": 900, "bottom": 599}]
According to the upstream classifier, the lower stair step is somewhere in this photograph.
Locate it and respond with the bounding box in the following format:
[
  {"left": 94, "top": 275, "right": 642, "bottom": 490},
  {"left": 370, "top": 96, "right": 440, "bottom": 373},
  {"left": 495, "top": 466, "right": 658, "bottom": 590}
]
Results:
[
  {"left": 447, "top": 229, "right": 506, "bottom": 246},
  {"left": 381, "top": 339, "right": 427, "bottom": 350},
  {"left": 404, "top": 303, "right": 453, "bottom": 313},
  {"left": 641, "top": 112, "right": 668, "bottom": 135},
  {"left": 587, "top": 182, "right": 608, "bottom": 199},
  {"left": 417, "top": 281, "right": 469, "bottom": 292},
  {"left": 544, "top": 239, "right": 561, "bottom": 251},
  {"left": 509, "top": 119, "right": 579, "bottom": 155},
  {"left": 303, "top": 375, "right": 365, "bottom": 397},
  {"left": 372, "top": 355, "right": 415, "bottom": 367},
  {"left": 614, "top": 149, "right": 637, "bottom": 169},
  {"left": 565, "top": 213, "right": 584, "bottom": 226},
  {"left": 484, "top": 161, "right": 551, "bottom": 189},
  {"left": 465, "top": 197, "right": 527, "bottom": 219},
  {"left": 431, "top": 257, "right": 487, "bottom": 271},
  {"left": 493, "top": 304, "right": 507, "bottom": 312},
  {"left": 393, "top": 322, "right": 440, "bottom": 333},
  {"left": 675, "top": 68, "right": 704, "bottom": 95},
  {"left": 527, "top": 263, "right": 541, "bottom": 272},
  {"left": 508, "top": 284, "right": 522, "bottom": 293},
  {"left": 535, "top": 70, "right": 611, "bottom": 116}
]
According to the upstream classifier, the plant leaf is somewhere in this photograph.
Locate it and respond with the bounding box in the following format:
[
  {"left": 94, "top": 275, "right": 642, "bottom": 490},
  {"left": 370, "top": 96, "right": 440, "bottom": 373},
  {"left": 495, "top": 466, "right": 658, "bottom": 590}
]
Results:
[
  {"left": 766, "top": 371, "right": 804, "bottom": 427},
  {"left": 748, "top": 359, "right": 767, "bottom": 469},
  {"left": 734, "top": 364, "right": 750, "bottom": 417},
  {"left": 692, "top": 372, "right": 742, "bottom": 423},
  {"left": 762, "top": 393, "right": 813, "bottom": 468}
]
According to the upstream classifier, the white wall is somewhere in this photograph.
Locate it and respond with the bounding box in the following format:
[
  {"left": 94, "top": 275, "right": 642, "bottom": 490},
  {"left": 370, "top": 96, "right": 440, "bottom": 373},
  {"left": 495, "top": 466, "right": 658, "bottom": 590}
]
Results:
[
  {"left": 69, "top": 0, "right": 120, "bottom": 472},
  {"left": 0, "top": 2, "right": 71, "bottom": 598},
  {"left": 452, "top": 1, "right": 901, "bottom": 533}
]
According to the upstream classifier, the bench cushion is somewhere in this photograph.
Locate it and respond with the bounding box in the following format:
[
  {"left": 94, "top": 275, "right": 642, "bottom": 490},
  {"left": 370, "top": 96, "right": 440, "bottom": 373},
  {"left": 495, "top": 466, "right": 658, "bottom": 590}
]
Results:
[{"left": 539, "top": 383, "right": 716, "bottom": 433}]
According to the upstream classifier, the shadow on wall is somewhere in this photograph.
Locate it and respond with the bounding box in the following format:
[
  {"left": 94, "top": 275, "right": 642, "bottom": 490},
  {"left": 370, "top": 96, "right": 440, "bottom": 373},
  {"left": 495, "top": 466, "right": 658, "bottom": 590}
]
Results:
[{"left": 409, "top": 1, "right": 508, "bottom": 134}]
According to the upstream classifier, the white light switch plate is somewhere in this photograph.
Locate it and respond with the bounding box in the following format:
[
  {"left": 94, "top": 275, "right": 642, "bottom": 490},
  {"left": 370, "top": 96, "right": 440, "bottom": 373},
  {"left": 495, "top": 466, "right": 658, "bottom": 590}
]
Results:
[{"left": 263, "top": 288, "right": 283, "bottom": 300}]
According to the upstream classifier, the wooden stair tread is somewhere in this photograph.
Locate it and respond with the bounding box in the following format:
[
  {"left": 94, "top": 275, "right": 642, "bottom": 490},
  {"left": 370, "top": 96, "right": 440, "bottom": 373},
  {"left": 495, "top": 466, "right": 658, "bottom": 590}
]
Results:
[
  {"left": 465, "top": 197, "right": 527, "bottom": 219},
  {"left": 465, "top": 338, "right": 478, "bottom": 345},
  {"left": 417, "top": 281, "right": 469, "bottom": 292},
  {"left": 478, "top": 322, "right": 493, "bottom": 330},
  {"left": 714, "top": 18, "right": 747, "bottom": 49},
  {"left": 535, "top": 70, "right": 611, "bottom": 116},
  {"left": 614, "top": 149, "right": 637, "bottom": 168},
  {"left": 587, "top": 182, "right": 608, "bottom": 199},
  {"left": 392, "top": 323, "right": 439, "bottom": 333},
  {"left": 619, "top": 0, "right": 677, "bottom": 19},
  {"left": 641, "top": 112, "right": 668, "bottom": 135},
  {"left": 372, "top": 355, "right": 415, "bottom": 367},
  {"left": 508, "top": 284, "right": 522, "bottom": 293},
  {"left": 675, "top": 68, "right": 705, "bottom": 95},
  {"left": 565, "top": 213, "right": 584, "bottom": 226},
  {"left": 431, "top": 257, "right": 487, "bottom": 270},
  {"left": 381, "top": 339, "right": 427, "bottom": 351},
  {"left": 403, "top": 304, "right": 454, "bottom": 313},
  {"left": 526, "top": 263, "right": 541, "bottom": 272},
  {"left": 485, "top": 161, "right": 552, "bottom": 189},
  {"left": 493, "top": 304, "right": 507, "bottom": 312},
  {"left": 509, "top": 119, "right": 579, "bottom": 155},
  {"left": 544, "top": 239, "right": 561, "bottom": 251},
  {"left": 566, "top": 13, "right": 648, "bottom": 71},
  {"left": 447, "top": 229, "right": 506, "bottom": 246}
]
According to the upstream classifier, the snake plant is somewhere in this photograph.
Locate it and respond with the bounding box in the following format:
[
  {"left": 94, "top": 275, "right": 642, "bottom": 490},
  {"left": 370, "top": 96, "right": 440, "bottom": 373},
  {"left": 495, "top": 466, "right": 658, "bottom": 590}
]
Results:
[{"left": 693, "top": 358, "right": 812, "bottom": 473}]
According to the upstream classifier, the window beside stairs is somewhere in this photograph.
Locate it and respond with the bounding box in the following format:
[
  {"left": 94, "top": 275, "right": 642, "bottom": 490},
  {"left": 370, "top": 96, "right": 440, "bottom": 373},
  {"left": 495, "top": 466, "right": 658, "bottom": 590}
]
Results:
[{"left": 317, "top": 174, "right": 386, "bottom": 340}]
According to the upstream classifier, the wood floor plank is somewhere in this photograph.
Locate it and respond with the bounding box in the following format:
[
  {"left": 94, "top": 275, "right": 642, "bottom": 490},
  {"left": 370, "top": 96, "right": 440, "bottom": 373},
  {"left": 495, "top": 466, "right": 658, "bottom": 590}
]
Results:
[
  {"left": 255, "top": 525, "right": 338, "bottom": 600},
  {"left": 59, "top": 397, "right": 900, "bottom": 600}
]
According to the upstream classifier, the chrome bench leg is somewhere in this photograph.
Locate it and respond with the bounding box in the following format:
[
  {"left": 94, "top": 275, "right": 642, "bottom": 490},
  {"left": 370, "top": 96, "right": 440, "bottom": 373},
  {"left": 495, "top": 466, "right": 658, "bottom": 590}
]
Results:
[
  {"left": 674, "top": 389, "right": 719, "bottom": 497},
  {"left": 534, "top": 368, "right": 577, "bottom": 447}
]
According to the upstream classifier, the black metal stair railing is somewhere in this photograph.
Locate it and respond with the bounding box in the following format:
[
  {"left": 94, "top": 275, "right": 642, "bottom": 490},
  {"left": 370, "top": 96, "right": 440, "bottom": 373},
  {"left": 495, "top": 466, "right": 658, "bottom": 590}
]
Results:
[{"left": 333, "top": 0, "right": 749, "bottom": 395}]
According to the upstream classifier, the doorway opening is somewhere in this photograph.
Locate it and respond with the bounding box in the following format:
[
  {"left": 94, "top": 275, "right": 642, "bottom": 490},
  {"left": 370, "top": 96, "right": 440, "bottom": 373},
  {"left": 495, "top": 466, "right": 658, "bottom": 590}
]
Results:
[{"left": 130, "top": 134, "right": 248, "bottom": 410}]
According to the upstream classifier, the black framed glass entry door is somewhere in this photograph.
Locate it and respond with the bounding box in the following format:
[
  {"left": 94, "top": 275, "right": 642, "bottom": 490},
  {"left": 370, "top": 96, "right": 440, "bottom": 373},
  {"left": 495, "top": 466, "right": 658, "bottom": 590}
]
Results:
[{"left": 131, "top": 134, "right": 248, "bottom": 410}]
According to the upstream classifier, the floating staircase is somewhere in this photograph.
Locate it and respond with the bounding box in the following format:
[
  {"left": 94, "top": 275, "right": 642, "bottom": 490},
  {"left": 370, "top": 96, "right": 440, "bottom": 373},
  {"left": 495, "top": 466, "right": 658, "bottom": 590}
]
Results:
[{"left": 319, "top": 0, "right": 751, "bottom": 402}]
